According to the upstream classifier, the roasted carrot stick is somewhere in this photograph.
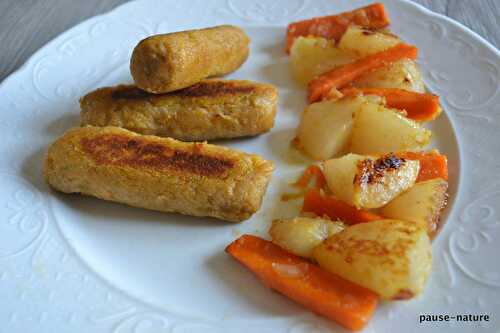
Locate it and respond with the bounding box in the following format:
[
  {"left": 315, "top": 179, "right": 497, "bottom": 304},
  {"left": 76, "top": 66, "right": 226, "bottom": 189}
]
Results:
[
  {"left": 226, "top": 235, "right": 378, "bottom": 331},
  {"left": 286, "top": 3, "right": 390, "bottom": 53},
  {"left": 294, "top": 165, "right": 326, "bottom": 189},
  {"left": 341, "top": 87, "right": 442, "bottom": 121},
  {"left": 302, "top": 188, "right": 383, "bottom": 224},
  {"left": 308, "top": 43, "right": 418, "bottom": 103},
  {"left": 397, "top": 151, "right": 448, "bottom": 182}
]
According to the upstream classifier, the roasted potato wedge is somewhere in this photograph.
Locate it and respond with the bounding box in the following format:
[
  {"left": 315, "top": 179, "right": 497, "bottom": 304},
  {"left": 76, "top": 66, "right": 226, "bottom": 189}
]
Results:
[
  {"left": 381, "top": 178, "right": 448, "bottom": 237},
  {"left": 296, "top": 96, "right": 386, "bottom": 160},
  {"left": 290, "top": 37, "right": 357, "bottom": 85},
  {"left": 296, "top": 97, "right": 359, "bottom": 160},
  {"left": 313, "top": 219, "right": 432, "bottom": 300},
  {"left": 323, "top": 153, "right": 419, "bottom": 209},
  {"left": 351, "top": 103, "right": 431, "bottom": 154},
  {"left": 270, "top": 217, "right": 345, "bottom": 258},
  {"left": 338, "top": 25, "right": 400, "bottom": 57},
  {"left": 353, "top": 58, "right": 425, "bottom": 93}
]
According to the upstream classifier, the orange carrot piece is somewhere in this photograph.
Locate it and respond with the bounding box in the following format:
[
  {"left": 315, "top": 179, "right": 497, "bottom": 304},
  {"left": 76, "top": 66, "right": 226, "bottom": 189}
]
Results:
[
  {"left": 341, "top": 87, "right": 442, "bottom": 121},
  {"left": 226, "top": 235, "right": 378, "bottom": 331},
  {"left": 397, "top": 151, "right": 448, "bottom": 182},
  {"left": 302, "top": 188, "right": 383, "bottom": 224},
  {"left": 286, "top": 3, "right": 390, "bottom": 53},
  {"left": 308, "top": 43, "right": 418, "bottom": 103},
  {"left": 294, "top": 165, "right": 326, "bottom": 189},
  {"left": 281, "top": 166, "right": 326, "bottom": 202}
]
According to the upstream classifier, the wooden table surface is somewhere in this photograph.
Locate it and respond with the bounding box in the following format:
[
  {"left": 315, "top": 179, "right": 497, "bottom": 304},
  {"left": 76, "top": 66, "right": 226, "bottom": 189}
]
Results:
[{"left": 0, "top": 0, "right": 498, "bottom": 83}]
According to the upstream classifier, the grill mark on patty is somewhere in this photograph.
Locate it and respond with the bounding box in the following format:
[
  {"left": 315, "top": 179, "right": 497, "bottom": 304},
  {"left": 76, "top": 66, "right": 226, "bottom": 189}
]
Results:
[
  {"left": 111, "top": 81, "right": 255, "bottom": 100},
  {"left": 172, "top": 81, "right": 255, "bottom": 97},
  {"left": 81, "top": 134, "right": 234, "bottom": 177}
]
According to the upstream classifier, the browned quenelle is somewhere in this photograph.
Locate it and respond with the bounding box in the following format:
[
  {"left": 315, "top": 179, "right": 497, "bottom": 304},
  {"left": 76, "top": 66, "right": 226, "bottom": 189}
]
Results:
[
  {"left": 80, "top": 80, "right": 278, "bottom": 141},
  {"left": 130, "top": 25, "right": 250, "bottom": 93},
  {"left": 44, "top": 126, "right": 274, "bottom": 222}
]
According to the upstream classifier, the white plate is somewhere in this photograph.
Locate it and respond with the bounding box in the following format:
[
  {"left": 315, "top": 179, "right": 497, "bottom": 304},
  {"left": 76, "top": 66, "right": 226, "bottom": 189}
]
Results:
[{"left": 1, "top": 0, "right": 499, "bottom": 332}]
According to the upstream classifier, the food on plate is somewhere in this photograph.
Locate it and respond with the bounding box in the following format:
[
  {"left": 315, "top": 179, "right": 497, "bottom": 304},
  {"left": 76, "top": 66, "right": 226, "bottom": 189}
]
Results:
[
  {"left": 80, "top": 80, "right": 278, "bottom": 141},
  {"left": 295, "top": 150, "right": 447, "bottom": 198},
  {"left": 350, "top": 102, "right": 431, "bottom": 154},
  {"left": 295, "top": 94, "right": 433, "bottom": 160},
  {"left": 295, "top": 96, "right": 362, "bottom": 160},
  {"left": 225, "top": 2, "right": 454, "bottom": 330},
  {"left": 323, "top": 153, "right": 419, "bottom": 209},
  {"left": 397, "top": 151, "right": 448, "bottom": 181},
  {"left": 285, "top": 3, "right": 390, "bottom": 53},
  {"left": 226, "top": 234, "right": 379, "bottom": 331},
  {"left": 44, "top": 126, "right": 273, "bottom": 222},
  {"left": 269, "top": 217, "right": 345, "bottom": 258},
  {"left": 337, "top": 25, "right": 400, "bottom": 57},
  {"left": 290, "top": 26, "right": 401, "bottom": 86},
  {"left": 313, "top": 219, "right": 432, "bottom": 300},
  {"left": 289, "top": 26, "right": 424, "bottom": 94},
  {"left": 290, "top": 37, "right": 357, "bottom": 86},
  {"left": 308, "top": 43, "right": 418, "bottom": 103},
  {"left": 130, "top": 25, "right": 250, "bottom": 93},
  {"left": 302, "top": 188, "right": 383, "bottom": 224},
  {"left": 37, "top": 0, "right": 457, "bottom": 329},
  {"left": 291, "top": 166, "right": 384, "bottom": 224},
  {"left": 351, "top": 58, "right": 426, "bottom": 93},
  {"left": 381, "top": 178, "right": 448, "bottom": 238},
  {"left": 341, "top": 87, "right": 441, "bottom": 121}
]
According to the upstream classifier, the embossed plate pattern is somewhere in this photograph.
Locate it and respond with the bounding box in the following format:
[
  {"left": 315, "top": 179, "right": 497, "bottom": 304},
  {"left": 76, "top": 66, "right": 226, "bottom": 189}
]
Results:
[{"left": 0, "top": 0, "right": 499, "bottom": 332}]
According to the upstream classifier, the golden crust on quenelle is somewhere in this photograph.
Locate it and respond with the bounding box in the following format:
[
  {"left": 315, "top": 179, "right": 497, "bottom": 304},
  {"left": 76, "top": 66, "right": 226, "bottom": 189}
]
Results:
[
  {"left": 80, "top": 134, "right": 235, "bottom": 177},
  {"left": 80, "top": 80, "right": 278, "bottom": 141},
  {"left": 130, "top": 25, "right": 250, "bottom": 93},
  {"left": 44, "top": 126, "right": 274, "bottom": 222}
]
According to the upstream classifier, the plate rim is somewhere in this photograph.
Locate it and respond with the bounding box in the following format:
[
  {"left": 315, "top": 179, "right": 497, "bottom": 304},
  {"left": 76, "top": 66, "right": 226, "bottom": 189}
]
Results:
[{"left": 1, "top": 0, "right": 499, "bottom": 332}]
